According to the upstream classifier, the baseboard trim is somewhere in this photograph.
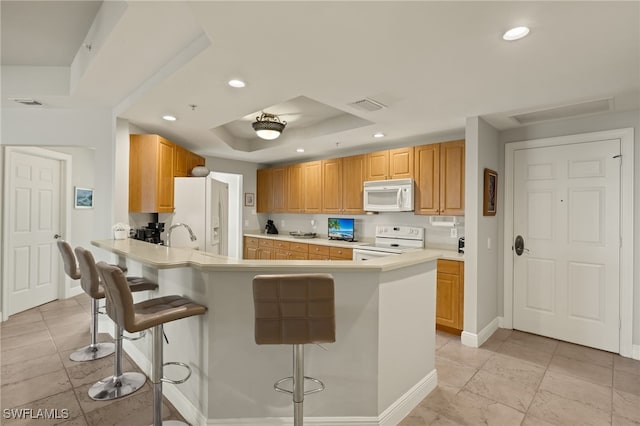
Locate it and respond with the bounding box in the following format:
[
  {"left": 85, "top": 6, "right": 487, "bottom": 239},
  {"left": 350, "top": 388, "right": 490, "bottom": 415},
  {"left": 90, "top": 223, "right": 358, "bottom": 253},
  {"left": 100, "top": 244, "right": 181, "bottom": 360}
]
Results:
[
  {"left": 497, "top": 316, "right": 507, "bottom": 329},
  {"left": 122, "top": 339, "right": 206, "bottom": 426},
  {"left": 461, "top": 317, "right": 500, "bottom": 348},
  {"left": 632, "top": 344, "right": 640, "bottom": 361},
  {"left": 207, "top": 369, "right": 438, "bottom": 426},
  {"left": 378, "top": 369, "right": 437, "bottom": 426},
  {"left": 65, "top": 286, "right": 84, "bottom": 299}
]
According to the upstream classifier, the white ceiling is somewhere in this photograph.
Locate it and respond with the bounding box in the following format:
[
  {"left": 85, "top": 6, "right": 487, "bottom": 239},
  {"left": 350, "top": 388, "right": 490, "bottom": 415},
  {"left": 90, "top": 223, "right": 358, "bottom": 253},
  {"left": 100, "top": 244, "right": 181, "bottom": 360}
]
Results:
[{"left": 2, "top": 1, "right": 639, "bottom": 164}]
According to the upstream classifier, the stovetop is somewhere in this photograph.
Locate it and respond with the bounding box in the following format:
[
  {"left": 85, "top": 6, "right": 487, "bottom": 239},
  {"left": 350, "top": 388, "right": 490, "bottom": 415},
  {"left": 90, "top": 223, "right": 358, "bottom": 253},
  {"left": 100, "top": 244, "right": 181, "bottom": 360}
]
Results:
[{"left": 354, "top": 225, "right": 424, "bottom": 253}]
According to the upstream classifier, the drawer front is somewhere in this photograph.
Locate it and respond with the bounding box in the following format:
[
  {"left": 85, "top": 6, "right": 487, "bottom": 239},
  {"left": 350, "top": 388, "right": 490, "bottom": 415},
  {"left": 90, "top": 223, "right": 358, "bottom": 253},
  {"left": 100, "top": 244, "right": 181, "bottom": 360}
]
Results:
[
  {"left": 245, "top": 237, "right": 259, "bottom": 247},
  {"left": 273, "top": 240, "right": 290, "bottom": 250},
  {"left": 308, "top": 244, "right": 330, "bottom": 256},
  {"left": 308, "top": 253, "right": 330, "bottom": 261},
  {"left": 289, "top": 242, "right": 308, "bottom": 253},
  {"left": 437, "top": 259, "right": 461, "bottom": 275},
  {"left": 330, "top": 247, "right": 352, "bottom": 259},
  {"left": 258, "top": 238, "right": 274, "bottom": 248}
]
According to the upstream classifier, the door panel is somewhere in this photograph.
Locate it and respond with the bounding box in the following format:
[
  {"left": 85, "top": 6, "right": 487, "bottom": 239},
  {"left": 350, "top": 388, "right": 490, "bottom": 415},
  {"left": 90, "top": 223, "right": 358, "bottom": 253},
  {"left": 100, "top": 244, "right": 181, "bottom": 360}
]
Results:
[
  {"left": 8, "top": 152, "right": 61, "bottom": 314},
  {"left": 513, "top": 139, "right": 620, "bottom": 352}
]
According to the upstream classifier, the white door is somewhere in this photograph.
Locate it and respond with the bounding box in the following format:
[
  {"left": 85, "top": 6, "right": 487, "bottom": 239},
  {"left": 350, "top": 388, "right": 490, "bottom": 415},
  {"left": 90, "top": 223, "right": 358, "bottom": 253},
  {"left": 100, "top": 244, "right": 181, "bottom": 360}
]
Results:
[
  {"left": 513, "top": 139, "right": 620, "bottom": 352},
  {"left": 6, "top": 151, "right": 62, "bottom": 315}
]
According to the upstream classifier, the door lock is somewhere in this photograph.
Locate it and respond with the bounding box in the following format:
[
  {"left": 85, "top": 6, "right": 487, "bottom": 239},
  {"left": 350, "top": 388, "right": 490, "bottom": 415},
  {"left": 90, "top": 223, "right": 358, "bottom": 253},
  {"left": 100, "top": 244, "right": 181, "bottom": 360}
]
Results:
[{"left": 514, "top": 235, "right": 525, "bottom": 256}]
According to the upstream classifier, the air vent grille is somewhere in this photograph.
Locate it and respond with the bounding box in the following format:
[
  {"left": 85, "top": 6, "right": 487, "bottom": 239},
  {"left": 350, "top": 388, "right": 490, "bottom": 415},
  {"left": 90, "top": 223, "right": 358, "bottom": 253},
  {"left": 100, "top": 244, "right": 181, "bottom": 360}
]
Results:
[
  {"left": 511, "top": 98, "right": 613, "bottom": 125},
  {"left": 10, "top": 98, "right": 43, "bottom": 106},
  {"left": 349, "top": 98, "right": 386, "bottom": 112}
]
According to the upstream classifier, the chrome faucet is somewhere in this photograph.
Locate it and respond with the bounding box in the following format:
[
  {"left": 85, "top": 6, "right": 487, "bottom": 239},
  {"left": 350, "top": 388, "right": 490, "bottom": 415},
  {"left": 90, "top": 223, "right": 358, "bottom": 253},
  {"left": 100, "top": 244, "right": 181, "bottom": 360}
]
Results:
[{"left": 166, "top": 223, "right": 197, "bottom": 247}]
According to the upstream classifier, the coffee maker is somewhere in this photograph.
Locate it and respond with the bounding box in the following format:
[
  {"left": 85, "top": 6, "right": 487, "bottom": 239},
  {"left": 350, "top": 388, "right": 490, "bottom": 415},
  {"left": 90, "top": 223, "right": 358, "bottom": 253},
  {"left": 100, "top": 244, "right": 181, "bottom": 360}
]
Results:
[{"left": 134, "top": 222, "right": 165, "bottom": 244}]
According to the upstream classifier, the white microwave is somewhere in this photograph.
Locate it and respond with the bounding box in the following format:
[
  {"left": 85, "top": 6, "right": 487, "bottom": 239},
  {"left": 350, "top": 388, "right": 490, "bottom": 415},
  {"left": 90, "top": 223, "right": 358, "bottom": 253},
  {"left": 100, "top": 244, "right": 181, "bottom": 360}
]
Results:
[{"left": 363, "top": 178, "right": 414, "bottom": 212}]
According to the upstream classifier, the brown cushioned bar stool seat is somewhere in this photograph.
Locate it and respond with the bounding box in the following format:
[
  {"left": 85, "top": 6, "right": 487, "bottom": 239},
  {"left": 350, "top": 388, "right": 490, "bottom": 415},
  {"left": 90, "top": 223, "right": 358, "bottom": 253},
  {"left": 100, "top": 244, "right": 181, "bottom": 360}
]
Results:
[
  {"left": 253, "top": 274, "right": 336, "bottom": 426},
  {"left": 74, "top": 246, "right": 158, "bottom": 401},
  {"left": 56, "top": 241, "right": 156, "bottom": 363},
  {"left": 96, "top": 262, "right": 207, "bottom": 426}
]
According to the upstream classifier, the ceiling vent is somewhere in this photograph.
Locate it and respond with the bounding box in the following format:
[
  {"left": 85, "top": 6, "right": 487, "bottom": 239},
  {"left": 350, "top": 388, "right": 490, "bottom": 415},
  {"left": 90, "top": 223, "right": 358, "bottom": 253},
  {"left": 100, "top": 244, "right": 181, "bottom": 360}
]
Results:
[
  {"left": 349, "top": 97, "right": 386, "bottom": 112},
  {"left": 10, "top": 98, "right": 43, "bottom": 106},
  {"left": 511, "top": 98, "right": 613, "bottom": 125}
]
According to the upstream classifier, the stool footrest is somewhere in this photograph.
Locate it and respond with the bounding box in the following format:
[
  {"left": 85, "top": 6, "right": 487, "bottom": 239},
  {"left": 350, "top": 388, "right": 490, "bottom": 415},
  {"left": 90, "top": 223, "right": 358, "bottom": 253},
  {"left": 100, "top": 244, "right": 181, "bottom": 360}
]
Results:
[
  {"left": 161, "top": 361, "right": 192, "bottom": 385},
  {"left": 274, "top": 376, "right": 325, "bottom": 396},
  {"left": 123, "top": 330, "right": 147, "bottom": 341}
]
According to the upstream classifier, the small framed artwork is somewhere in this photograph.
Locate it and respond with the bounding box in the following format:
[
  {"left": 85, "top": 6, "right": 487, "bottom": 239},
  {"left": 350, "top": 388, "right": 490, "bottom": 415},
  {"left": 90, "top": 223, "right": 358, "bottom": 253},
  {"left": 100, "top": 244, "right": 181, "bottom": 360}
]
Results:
[
  {"left": 244, "top": 192, "right": 255, "bottom": 207},
  {"left": 74, "top": 187, "right": 94, "bottom": 209},
  {"left": 483, "top": 168, "right": 497, "bottom": 216}
]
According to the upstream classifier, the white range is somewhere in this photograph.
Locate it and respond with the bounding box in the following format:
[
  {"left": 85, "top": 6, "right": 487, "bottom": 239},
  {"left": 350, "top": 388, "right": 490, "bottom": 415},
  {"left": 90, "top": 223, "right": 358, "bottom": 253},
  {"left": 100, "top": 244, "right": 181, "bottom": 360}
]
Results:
[{"left": 352, "top": 225, "right": 424, "bottom": 261}]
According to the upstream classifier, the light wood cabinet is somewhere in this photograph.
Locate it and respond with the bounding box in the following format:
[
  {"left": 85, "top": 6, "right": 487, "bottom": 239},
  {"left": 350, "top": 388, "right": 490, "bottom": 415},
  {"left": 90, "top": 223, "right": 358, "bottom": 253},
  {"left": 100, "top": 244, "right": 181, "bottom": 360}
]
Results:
[
  {"left": 322, "top": 158, "right": 342, "bottom": 214},
  {"left": 287, "top": 164, "right": 304, "bottom": 213},
  {"left": 271, "top": 166, "right": 288, "bottom": 213},
  {"left": 243, "top": 236, "right": 350, "bottom": 261},
  {"left": 188, "top": 151, "right": 205, "bottom": 173},
  {"left": 342, "top": 154, "right": 366, "bottom": 214},
  {"left": 365, "top": 147, "right": 414, "bottom": 181},
  {"left": 436, "top": 259, "right": 464, "bottom": 334},
  {"left": 415, "top": 140, "right": 465, "bottom": 216},
  {"left": 129, "top": 134, "right": 175, "bottom": 213},
  {"left": 174, "top": 145, "right": 189, "bottom": 177},
  {"left": 256, "top": 168, "right": 272, "bottom": 213},
  {"left": 302, "top": 161, "right": 322, "bottom": 213}
]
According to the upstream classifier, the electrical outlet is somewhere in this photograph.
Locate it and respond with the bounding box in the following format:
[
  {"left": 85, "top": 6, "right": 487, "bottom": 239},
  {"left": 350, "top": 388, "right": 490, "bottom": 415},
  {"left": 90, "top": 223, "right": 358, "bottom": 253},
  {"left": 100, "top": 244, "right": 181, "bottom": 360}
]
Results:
[
  {"left": 487, "top": 237, "right": 492, "bottom": 249},
  {"left": 450, "top": 228, "right": 458, "bottom": 238}
]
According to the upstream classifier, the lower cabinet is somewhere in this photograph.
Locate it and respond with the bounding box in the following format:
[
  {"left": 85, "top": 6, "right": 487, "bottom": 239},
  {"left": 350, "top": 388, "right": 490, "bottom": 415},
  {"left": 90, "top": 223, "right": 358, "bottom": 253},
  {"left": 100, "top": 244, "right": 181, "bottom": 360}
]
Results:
[
  {"left": 436, "top": 259, "right": 464, "bottom": 334},
  {"left": 244, "top": 236, "right": 351, "bottom": 261}
]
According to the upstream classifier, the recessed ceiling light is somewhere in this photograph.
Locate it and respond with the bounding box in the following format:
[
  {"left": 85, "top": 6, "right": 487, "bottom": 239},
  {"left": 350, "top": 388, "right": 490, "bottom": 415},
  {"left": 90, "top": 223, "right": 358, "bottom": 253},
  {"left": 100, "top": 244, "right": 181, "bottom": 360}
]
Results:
[
  {"left": 373, "top": 132, "right": 385, "bottom": 138},
  {"left": 503, "top": 26, "right": 530, "bottom": 41},
  {"left": 296, "top": 148, "right": 305, "bottom": 153},
  {"left": 228, "top": 79, "right": 246, "bottom": 88},
  {"left": 162, "top": 115, "right": 177, "bottom": 121}
]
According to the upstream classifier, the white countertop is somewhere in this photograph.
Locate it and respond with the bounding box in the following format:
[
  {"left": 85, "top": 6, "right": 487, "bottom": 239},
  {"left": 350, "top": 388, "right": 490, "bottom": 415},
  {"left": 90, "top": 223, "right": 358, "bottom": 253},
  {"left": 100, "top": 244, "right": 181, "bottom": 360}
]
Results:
[
  {"left": 243, "top": 232, "right": 371, "bottom": 248},
  {"left": 92, "top": 238, "right": 446, "bottom": 272}
]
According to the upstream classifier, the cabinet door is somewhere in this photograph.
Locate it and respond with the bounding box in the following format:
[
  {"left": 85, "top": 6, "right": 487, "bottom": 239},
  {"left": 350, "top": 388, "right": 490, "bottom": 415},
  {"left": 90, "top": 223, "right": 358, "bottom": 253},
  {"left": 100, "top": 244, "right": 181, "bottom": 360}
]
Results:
[
  {"left": 439, "top": 140, "right": 465, "bottom": 216},
  {"left": 287, "top": 164, "right": 303, "bottom": 213},
  {"left": 174, "top": 145, "right": 189, "bottom": 177},
  {"left": 271, "top": 166, "right": 288, "bottom": 213},
  {"left": 321, "top": 158, "right": 342, "bottom": 213},
  {"left": 188, "top": 152, "right": 206, "bottom": 175},
  {"left": 342, "top": 154, "right": 365, "bottom": 214},
  {"left": 156, "top": 137, "right": 175, "bottom": 212},
  {"left": 389, "top": 147, "right": 414, "bottom": 179},
  {"left": 302, "top": 161, "right": 322, "bottom": 213},
  {"left": 274, "top": 250, "right": 289, "bottom": 260},
  {"left": 436, "top": 260, "right": 463, "bottom": 331},
  {"left": 365, "top": 150, "right": 389, "bottom": 181},
  {"left": 256, "top": 168, "right": 272, "bottom": 213},
  {"left": 414, "top": 144, "right": 440, "bottom": 215},
  {"left": 258, "top": 247, "right": 274, "bottom": 259},
  {"left": 245, "top": 246, "right": 259, "bottom": 259}
]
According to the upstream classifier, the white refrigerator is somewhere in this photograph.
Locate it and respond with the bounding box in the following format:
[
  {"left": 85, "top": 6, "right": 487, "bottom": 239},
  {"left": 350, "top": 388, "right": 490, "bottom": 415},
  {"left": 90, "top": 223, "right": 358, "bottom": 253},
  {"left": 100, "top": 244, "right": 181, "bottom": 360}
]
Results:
[{"left": 172, "top": 177, "right": 228, "bottom": 255}]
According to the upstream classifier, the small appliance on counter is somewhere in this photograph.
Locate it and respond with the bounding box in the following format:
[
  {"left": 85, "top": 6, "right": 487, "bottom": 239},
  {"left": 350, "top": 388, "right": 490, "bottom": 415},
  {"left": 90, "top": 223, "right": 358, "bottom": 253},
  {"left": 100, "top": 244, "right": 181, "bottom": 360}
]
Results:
[
  {"left": 265, "top": 220, "right": 279, "bottom": 235},
  {"left": 133, "top": 222, "right": 165, "bottom": 245},
  {"left": 458, "top": 237, "right": 465, "bottom": 254}
]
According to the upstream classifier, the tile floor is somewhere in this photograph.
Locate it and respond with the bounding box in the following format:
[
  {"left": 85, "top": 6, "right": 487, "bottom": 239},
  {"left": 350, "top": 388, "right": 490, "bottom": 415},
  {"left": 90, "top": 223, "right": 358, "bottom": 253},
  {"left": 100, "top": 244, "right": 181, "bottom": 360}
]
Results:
[
  {"left": 400, "top": 329, "right": 640, "bottom": 426},
  {"left": 2, "top": 296, "right": 640, "bottom": 426},
  {"left": 1, "top": 293, "right": 184, "bottom": 426}
]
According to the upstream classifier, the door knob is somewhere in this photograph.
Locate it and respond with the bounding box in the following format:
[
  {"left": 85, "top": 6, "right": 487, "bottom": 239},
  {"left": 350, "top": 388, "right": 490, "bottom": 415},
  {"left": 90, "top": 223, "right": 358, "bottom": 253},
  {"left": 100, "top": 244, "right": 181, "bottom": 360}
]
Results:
[
  {"left": 54, "top": 234, "right": 62, "bottom": 239},
  {"left": 514, "top": 235, "right": 526, "bottom": 256}
]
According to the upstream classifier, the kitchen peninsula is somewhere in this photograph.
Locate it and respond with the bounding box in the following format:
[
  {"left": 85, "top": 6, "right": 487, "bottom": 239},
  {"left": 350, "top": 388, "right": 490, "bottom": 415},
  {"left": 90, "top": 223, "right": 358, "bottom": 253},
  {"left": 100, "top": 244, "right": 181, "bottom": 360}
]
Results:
[{"left": 92, "top": 238, "right": 441, "bottom": 426}]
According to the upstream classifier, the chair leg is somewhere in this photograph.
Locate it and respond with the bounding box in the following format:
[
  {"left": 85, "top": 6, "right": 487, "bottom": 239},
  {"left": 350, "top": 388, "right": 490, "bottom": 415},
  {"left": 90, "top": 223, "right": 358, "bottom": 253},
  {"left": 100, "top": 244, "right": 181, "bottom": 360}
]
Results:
[
  {"left": 88, "top": 323, "right": 146, "bottom": 401},
  {"left": 69, "top": 298, "right": 115, "bottom": 362},
  {"left": 151, "top": 324, "right": 188, "bottom": 426},
  {"left": 293, "top": 344, "right": 304, "bottom": 426}
]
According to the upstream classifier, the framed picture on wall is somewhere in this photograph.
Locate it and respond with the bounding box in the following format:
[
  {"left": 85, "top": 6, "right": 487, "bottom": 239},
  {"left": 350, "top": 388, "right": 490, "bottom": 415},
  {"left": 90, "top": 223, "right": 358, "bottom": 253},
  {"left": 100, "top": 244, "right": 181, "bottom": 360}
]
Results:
[
  {"left": 244, "top": 192, "right": 255, "bottom": 207},
  {"left": 483, "top": 169, "right": 497, "bottom": 216},
  {"left": 75, "top": 187, "right": 94, "bottom": 209}
]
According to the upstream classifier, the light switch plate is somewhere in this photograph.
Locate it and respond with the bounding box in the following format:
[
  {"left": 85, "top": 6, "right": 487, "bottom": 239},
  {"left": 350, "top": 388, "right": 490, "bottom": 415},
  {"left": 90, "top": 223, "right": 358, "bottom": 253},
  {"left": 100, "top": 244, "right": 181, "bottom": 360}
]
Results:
[{"left": 450, "top": 228, "right": 458, "bottom": 238}]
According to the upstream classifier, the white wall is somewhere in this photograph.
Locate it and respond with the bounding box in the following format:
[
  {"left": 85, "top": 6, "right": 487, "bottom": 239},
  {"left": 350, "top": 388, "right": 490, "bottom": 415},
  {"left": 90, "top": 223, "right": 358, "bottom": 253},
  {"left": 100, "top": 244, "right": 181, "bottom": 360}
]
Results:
[
  {"left": 2, "top": 108, "right": 115, "bottom": 243},
  {"left": 462, "top": 116, "right": 502, "bottom": 339},
  {"left": 499, "top": 109, "right": 640, "bottom": 345}
]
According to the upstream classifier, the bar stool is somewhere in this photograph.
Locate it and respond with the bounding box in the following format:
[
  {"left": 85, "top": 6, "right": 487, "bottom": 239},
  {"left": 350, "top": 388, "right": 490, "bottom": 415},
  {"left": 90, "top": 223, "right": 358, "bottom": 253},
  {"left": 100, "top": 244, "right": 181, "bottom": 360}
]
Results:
[
  {"left": 74, "top": 246, "right": 158, "bottom": 400},
  {"left": 96, "top": 261, "right": 207, "bottom": 426},
  {"left": 57, "top": 240, "right": 117, "bottom": 361},
  {"left": 252, "top": 274, "right": 336, "bottom": 426}
]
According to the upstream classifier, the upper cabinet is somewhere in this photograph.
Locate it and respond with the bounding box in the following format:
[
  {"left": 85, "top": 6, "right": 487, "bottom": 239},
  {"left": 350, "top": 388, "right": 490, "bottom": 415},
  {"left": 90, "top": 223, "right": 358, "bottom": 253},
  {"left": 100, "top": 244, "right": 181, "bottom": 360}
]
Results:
[
  {"left": 340, "top": 154, "right": 366, "bottom": 214},
  {"left": 302, "top": 161, "right": 322, "bottom": 214},
  {"left": 365, "top": 147, "right": 414, "bottom": 181},
  {"left": 321, "top": 158, "right": 342, "bottom": 214},
  {"left": 129, "top": 134, "right": 206, "bottom": 213},
  {"left": 256, "top": 165, "right": 291, "bottom": 213},
  {"left": 129, "top": 134, "right": 175, "bottom": 213},
  {"left": 415, "top": 139, "right": 465, "bottom": 216}
]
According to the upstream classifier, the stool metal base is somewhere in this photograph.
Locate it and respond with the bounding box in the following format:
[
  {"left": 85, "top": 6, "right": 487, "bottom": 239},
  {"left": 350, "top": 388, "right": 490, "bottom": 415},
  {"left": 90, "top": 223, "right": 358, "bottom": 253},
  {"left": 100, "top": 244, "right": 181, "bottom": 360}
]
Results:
[
  {"left": 149, "top": 421, "right": 188, "bottom": 426},
  {"left": 69, "top": 342, "right": 115, "bottom": 362},
  {"left": 88, "top": 372, "right": 146, "bottom": 401}
]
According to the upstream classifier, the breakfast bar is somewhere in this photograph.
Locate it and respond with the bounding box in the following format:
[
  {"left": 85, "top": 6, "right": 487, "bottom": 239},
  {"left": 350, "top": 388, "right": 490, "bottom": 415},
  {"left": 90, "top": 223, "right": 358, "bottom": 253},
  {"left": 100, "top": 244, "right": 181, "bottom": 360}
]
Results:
[{"left": 92, "top": 239, "right": 441, "bottom": 426}]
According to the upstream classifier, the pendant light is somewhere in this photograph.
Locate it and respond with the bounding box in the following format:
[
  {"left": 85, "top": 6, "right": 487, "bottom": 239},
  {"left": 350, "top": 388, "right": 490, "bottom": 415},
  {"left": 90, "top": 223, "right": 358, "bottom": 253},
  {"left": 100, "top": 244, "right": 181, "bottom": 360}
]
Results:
[{"left": 252, "top": 112, "right": 287, "bottom": 140}]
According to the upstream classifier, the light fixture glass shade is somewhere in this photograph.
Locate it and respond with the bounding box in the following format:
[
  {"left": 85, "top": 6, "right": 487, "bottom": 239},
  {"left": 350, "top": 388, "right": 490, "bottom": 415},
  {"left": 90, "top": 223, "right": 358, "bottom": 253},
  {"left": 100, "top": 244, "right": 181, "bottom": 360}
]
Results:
[{"left": 252, "top": 112, "right": 287, "bottom": 140}]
